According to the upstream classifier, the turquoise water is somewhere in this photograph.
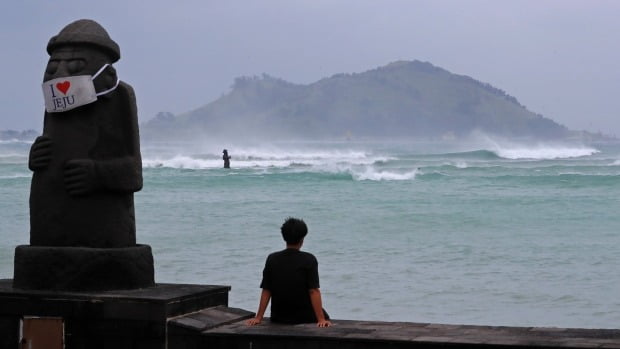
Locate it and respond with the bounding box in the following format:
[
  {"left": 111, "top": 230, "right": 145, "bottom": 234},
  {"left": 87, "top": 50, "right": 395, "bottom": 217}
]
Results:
[{"left": 1, "top": 137, "right": 619, "bottom": 328}]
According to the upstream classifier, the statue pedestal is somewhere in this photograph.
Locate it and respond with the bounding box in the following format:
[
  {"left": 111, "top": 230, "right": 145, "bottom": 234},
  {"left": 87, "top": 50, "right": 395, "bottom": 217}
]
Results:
[
  {"left": 0, "top": 280, "right": 231, "bottom": 349},
  {"left": 13, "top": 244, "right": 154, "bottom": 291}
]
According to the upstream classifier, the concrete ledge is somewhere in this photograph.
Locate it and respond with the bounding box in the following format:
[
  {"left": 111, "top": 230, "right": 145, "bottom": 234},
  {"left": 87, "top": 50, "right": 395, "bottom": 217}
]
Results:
[
  {"left": 0, "top": 279, "right": 232, "bottom": 348},
  {"left": 171, "top": 306, "right": 620, "bottom": 349},
  {"left": 169, "top": 305, "right": 255, "bottom": 332},
  {"left": 0, "top": 279, "right": 231, "bottom": 320},
  {"left": 168, "top": 305, "right": 255, "bottom": 348}
]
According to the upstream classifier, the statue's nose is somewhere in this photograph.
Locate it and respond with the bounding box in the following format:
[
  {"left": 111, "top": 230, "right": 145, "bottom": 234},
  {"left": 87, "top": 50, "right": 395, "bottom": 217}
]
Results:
[{"left": 55, "top": 61, "right": 71, "bottom": 77}]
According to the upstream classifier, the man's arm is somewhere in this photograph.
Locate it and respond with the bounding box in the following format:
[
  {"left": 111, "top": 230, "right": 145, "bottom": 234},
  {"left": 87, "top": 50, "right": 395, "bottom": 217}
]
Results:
[
  {"left": 309, "top": 288, "right": 331, "bottom": 327},
  {"left": 246, "top": 289, "right": 271, "bottom": 326}
]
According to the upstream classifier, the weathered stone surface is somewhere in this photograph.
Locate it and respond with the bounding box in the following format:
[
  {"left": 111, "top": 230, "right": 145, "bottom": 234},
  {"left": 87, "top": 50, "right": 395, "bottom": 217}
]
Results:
[
  {"left": 168, "top": 306, "right": 254, "bottom": 349},
  {"left": 170, "top": 306, "right": 254, "bottom": 332},
  {"left": 0, "top": 280, "right": 231, "bottom": 349},
  {"left": 30, "top": 19, "right": 142, "bottom": 248},
  {"left": 14, "top": 19, "right": 153, "bottom": 292},
  {"left": 197, "top": 315, "right": 620, "bottom": 349},
  {"left": 0, "top": 316, "right": 19, "bottom": 349},
  {"left": 13, "top": 244, "right": 154, "bottom": 291},
  {"left": 47, "top": 19, "right": 121, "bottom": 62}
]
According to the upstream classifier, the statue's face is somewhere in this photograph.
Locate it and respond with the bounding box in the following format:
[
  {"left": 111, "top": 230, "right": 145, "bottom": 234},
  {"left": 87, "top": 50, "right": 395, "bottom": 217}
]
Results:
[{"left": 44, "top": 46, "right": 109, "bottom": 82}]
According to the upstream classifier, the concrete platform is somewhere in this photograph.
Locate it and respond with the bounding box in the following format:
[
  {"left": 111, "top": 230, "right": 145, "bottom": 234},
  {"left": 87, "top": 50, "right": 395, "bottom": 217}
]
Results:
[
  {"left": 0, "top": 279, "right": 231, "bottom": 349},
  {"left": 169, "top": 306, "right": 620, "bottom": 349}
]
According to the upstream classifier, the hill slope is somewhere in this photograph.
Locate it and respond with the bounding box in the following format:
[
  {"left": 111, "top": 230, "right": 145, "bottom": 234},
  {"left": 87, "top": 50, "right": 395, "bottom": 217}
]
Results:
[{"left": 142, "top": 60, "right": 569, "bottom": 141}]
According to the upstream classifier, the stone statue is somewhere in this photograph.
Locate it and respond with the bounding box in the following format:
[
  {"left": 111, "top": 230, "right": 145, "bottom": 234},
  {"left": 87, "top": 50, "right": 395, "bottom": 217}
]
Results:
[
  {"left": 29, "top": 19, "right": 142, "bottom": 248},
  {"left": 14, "top": 19, "right": 153, "bottom": 291}
]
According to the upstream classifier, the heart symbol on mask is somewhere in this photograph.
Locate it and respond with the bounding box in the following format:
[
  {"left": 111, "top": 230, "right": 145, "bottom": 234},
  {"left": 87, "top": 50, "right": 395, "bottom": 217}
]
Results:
[{"left": 56, "top": 81, "right": 71, "bottom": 95}]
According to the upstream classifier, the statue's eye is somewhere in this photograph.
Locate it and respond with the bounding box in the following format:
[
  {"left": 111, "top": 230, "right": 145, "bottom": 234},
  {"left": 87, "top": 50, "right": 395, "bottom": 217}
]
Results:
[
  {"left": 67, "top": 59, "right": 86, "bottom": 74},
  {"left": 45, "top": 61, "right": 59, "bottom": 75}
]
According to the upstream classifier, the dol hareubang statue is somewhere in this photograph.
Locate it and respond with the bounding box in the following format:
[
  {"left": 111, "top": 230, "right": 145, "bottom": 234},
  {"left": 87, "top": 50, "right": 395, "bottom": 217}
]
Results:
[
  {"left": 30, "top": 19, "right": 141, "bottom": 247},
  {"left": 13, "top": 19, "right": 154, "bottom": 290}
]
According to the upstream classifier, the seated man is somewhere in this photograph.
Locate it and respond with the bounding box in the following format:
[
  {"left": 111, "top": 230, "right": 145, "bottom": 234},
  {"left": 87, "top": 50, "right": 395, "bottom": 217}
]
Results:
[{"left": 247, "top": 217, "right": 331, "bottom": 327}]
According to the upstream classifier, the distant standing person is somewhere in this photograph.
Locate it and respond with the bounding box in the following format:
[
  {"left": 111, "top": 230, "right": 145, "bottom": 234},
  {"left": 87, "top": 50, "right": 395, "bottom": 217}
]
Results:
[
  {"left": 247, "top": 217, "right": 331, "bottom": 327},
  {"left": 222, "top": 149, "right": 231, "bottom": 168}
]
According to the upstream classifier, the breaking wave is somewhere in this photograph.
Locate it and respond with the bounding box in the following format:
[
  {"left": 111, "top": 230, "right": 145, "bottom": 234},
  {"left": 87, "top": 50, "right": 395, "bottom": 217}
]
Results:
[
  {"left": 491, "top": 146, "right": 599, "bottom": 160},
  {"left": 351, "top": 168, "right": 418, "bottom": 181},
  {"left": 139, "top": 141, "right": 608, "bottom": 182},
  {"left": 435, "top": 146, "right": 599, "bottom": 161},
  {"left": 142, "top": 147, "right": 393, "bottom": 170}
]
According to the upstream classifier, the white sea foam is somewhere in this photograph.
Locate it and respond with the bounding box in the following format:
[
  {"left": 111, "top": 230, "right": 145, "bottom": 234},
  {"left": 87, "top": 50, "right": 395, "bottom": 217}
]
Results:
[
  {"left": 0, "top": 153, "right": 27, "bottom": 160},
  {"left": 493, "top": 146, "right": 599, "bottom": 160},
  {"left": 469, "top": 133, "right": 600, "bottom": 160},
  {"left": 231, "top": 147, "right": 371, "bottom": 161},
  {"left": 352, "top": 167, "right": 418, "bottom": 181},
  {"left": 142, "top": 156, "right": 221, "bottom": 169},
  {"left": 0, "top": 139, "right": 31, "bottom": 145},
  {"left": 454, "top": 161, "right": 468, "bottom": 168},
  {"left": 143, "top": 155, "right": 311, "bottom": 169},
  {"left": 0, "top": 173, "right": 31, "bottom": 179},
  {"left": 142, "top": 146, "right": 393, "bottom": 170}
]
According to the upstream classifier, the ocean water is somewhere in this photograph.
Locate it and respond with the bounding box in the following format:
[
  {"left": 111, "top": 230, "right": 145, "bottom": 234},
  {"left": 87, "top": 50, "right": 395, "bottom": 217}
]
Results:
[{"left": 1, "top": 137, "right": 619, "bottom": 329}]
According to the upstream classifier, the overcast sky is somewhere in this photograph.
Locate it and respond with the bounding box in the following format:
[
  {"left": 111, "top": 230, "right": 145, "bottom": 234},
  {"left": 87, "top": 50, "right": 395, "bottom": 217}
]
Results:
[{"left": 2, "top": 1, "right": 619, "bottom": 136}]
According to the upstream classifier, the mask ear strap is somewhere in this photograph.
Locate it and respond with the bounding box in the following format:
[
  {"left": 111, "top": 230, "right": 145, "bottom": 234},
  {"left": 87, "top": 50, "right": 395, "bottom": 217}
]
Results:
[
  {"left": 96, "top": 78, "right": 120, "bottom": 96},
  {"left": 91, "top": 63, "right": 110, "bottom": 80},
  {"left": 92, "top": 63, "right": 120, "bottom": 96}
]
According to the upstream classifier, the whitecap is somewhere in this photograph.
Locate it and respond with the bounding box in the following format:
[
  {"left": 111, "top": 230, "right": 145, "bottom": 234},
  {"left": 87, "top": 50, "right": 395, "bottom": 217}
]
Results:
[
  {"left": 454, "top": 161, "right": 468, "bottom": 168},
  {"left": 469, "top": 134, "right": 600, "bottom": 160},
  {"left": 493, "top": 146, "right": 599, "bottom": 160},
  {"left": 142, "top": 146, "right": 395, "bottom": 170},
  {"left": 0, "top": 139, "right": 32, "bottom": 145},
  {"left": 0, "top": 173, "right": 31, "bottom": 179},
  {"left": 352, "top": 167, "right": 418, "bottom": 181},
  {"left": 142, "top": 155, "right": 220, "bottom": 169}
]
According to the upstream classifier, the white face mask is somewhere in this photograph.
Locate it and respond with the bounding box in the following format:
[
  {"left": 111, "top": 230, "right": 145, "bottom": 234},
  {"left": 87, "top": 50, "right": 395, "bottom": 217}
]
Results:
[{"left": 42, "top": 64, "right": 120, "bottom": 113}]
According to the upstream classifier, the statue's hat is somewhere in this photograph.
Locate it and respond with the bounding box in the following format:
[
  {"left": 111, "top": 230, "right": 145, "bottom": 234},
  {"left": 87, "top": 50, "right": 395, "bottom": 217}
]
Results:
[{"left": 47, "top": 19, "right": 120, "bottom": 62}]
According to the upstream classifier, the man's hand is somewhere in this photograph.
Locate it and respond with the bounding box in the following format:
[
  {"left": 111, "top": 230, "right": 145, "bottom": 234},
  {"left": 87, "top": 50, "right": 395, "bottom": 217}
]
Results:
[
  {"left": 309, "top": 288, "right": 331, "bottom": 328},
  {"left": 317, "top": 319, "right": 332, "bottom": 327},
  {"left": 29, "top": 136, "right": 53, "bottom": 171},
  {"left": 246, "top": 317, "right": 263, "bottom": 326}
]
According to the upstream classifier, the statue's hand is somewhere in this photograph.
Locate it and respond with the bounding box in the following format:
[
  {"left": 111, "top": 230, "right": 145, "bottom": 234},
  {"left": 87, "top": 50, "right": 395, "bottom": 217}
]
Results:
[
  {"left": 28, "top": 136, "right": 53, "bottom": 171},
  {"left": 64, "top": 159, "right": 97, "bottom": 196}
]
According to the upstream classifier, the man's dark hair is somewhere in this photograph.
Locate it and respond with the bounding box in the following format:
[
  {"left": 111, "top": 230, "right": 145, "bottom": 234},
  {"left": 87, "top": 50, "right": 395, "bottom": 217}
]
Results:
[{"left": 281, "top": 217, "right": 308, "bottom": 244}]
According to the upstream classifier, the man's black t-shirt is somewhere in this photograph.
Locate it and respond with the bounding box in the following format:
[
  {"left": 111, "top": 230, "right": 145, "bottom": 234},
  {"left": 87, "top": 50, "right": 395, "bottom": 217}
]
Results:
[{"left": 260, "top": 248, "right": 321, "bottom": 324}]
